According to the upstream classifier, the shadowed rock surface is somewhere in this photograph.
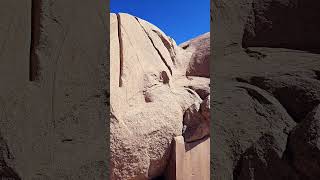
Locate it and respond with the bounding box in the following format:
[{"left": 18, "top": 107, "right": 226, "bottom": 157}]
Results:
[
  {"left": 0, "top": 1, "right": 108, "bottom": 179},
  {"left": 212, "top": 0, "right": 320, "bottom": 179},
  {"left": 110, "top": 13, "right": 210, "bottom": 179}
]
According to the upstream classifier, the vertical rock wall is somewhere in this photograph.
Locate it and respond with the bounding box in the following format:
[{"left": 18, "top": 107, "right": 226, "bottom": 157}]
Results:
[{"left": 0, "top": 1, "right": 108, "bottom": 179}]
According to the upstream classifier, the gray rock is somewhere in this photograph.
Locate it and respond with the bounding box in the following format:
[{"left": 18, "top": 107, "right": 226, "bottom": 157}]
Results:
[{"left": 286, "top": 104, "right": 320, "bottom": 180}]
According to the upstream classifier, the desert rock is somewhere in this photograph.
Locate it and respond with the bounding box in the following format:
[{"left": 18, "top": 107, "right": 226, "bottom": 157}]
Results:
[
  {"left": 212, "top": 0, "right": 320, "bottom": 178},
  {"left": 110, "top": 13, "right": 210, "bottom": 179},
  {"left": 286, "top": 104, "right": 320, "bottom": 180}
]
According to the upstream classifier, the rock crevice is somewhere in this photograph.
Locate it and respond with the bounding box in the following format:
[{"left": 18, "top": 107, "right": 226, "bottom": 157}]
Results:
[{"left": 110, "top": 13, "right": 210, "bottom": 179}]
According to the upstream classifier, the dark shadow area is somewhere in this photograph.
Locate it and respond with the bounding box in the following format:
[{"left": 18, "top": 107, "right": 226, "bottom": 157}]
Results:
[{"left": 242, "top": 0, "right": 320, "bottom": 54}]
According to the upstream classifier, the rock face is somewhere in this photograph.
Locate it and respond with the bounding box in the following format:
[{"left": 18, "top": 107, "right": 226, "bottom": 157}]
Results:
[
  {"left": 242, "top": 0, "right": 320, "bottom": 50},
  {"left": 213, "top": 0, "right": 320, "bottom": 52},
  {"left": 110, "top": 13, "right": 210, "bottom": 179},
  {"left": 0, "top": 1, "right": 108, "bottom": 179},
  {"left": 181, "top": 33, "right": 210, "bottom": 78},
  {"left": 213, "top": 0, "right": 320, "bottom": 179},
  {"left": 286, "top": 105, "right": 320, "bottom": 180}
]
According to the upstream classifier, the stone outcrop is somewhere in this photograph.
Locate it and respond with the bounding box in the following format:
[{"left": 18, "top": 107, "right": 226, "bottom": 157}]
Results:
[
  {"left": 0, "top": 1, "right": 108, "bottom": 179},
  {"left": 181, "top": 33, "right": 210, "bottom": 78},
  {"left": 212, "top": 0, "right": 320, "bottom": 179},
  {"left": 110, "top": 13, "right": 210, "bottom": 179},
  {"left": 213, "top": 0, "right": 320, "bottom": 53},
  {"left": 286, "top": 104, "right": 320, "bottom": 180}
]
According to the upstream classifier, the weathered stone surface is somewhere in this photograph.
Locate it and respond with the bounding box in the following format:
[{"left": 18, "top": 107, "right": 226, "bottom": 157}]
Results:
[
  {"left": 200, "top": 95, "right": 210, "bottom": 122},
  {"left": 212, "top": 46, "right": 320, "bottom": 180},
  {"left": 0, "top": 1, "right": 108, "bottom": 179},
  {"left": 212, "top": 0, "right": 320, "bottom": 178},
  {"left": 286, "top": 104, "right": 320, "bottom": 180},
  {"left": 243, "top": 0, "right": 320, "bottom": 51},
  {"left": 182, "top": 95, "right": 210, "bottom": 143},
  {"left": 174, "top": 76, "right": 210, "bottom": 100},
  {"left": 213, "top": 0, "right": 320, "bottom": 52},
  {"left": 110, "top": 13, "right": 210, "bottom": 179},
  {"left": 182, "top": 103, "right": 209, "bottom": 143},
  {"left": 212, "top": 79, "right": 297, "bottom": 180},
  {"left": 181, "top": 33, "right": 210, "bottom": 78},
  {"left": 234, "top": 134, "right": 299, "bottom": 180}
]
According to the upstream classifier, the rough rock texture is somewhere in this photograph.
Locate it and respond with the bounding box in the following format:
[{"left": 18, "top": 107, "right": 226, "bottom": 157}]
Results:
[
  {"left": 213, "top": 0, "right": 320, "bottom": 53},
  {"left": 286, "top": 104, "right": 320, "bottom": 180},
  {"left": 181, "top": 33, "right": 210, "bottom": 78},
  {"left": 0, "top": 1, "right": 108, "bottom": 179},
  {"left": 212, "top": 0, "right": 320, "bottom": 179},
  {"left": 183, "top": 98, "right": 210, "bottom": 143},
  {"left": 242, "top": 0, "right": 320, "bottom": 51},
  {"left": 110, "top": 13, "right": 210, "bottom": 179}
]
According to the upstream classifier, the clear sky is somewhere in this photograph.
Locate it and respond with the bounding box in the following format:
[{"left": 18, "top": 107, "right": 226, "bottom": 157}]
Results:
[{"left": 111, "top": 0, "right": 210, "bottom": 44}]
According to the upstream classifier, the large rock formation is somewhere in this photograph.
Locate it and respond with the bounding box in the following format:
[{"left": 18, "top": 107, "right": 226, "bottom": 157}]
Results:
[
  {"left": 0, "top": 1, "right": 108, "bottom": 179},
  {"left": 110, "top": 13, "right": 210, "bottom": 179},
  {"left": 212, "top": 0, "right": 320, "bottom": 179}
]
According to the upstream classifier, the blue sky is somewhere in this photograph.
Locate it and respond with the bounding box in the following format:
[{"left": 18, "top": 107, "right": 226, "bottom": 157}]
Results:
[{"left": 111, "top": 0, "right": 210, "bottom": 44}]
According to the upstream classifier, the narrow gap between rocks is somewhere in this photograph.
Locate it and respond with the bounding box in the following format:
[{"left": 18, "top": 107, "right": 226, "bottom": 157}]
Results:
[
  {"left": 0, "top": 135, "right": 21, "bottom": 179},
  {"left": 313, "top": 70, "right": 320, "bottom": 81},
  {"left": 29, "top": 0, "right": 41, "bottom": 81},
  {"left": 116, "top": 14, "right": 124, "bottom": 87}
]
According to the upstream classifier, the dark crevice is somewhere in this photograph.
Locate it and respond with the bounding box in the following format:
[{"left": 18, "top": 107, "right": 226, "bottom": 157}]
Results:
[
  {"left": 184, "top": 135, "right": 210, "bottom": 148},
  {"left": 152, "top": 29, "right": 177, "bottom": 65},
  {"left": 238, "top": 85, "right": 272, "bottom": 105},
  {"left": 159, "top": 71, "right": 169, "bottom": 84},
  {"left": 233, "top": 156, "right": 244, "bottom": 180},
  {"left": 181, "top": 43, "right": 190, "bottom": 50},
  {"left": 0, "top": 136, "right": 21, "bottom": 179},
  {"left": 151, "top": 175, "right": 166, "bottom": 180},
  {"left": 282, "top": 132, "right": 306, "bottom": 180},
  {"left": 244, "top": 48, "right": 267, "bottom": 60},
  {"left": 61, "top": 138, "right": 73, "bottom": 143},
  {"left": 116, "top": 14, "right": 124, "bottom": 87},
  {"left": 187, "top": 86, "right": 209, "bottom": 100},
  {"left": 135, "top": 17, "right": 173, "bottom": 75},
  {"left": 313, "top": 70, "right": 320, "bottom": 80},
  {"left": 0, "top": 162, "right": 21, "bottom": 180},
  {"left": 235, "top": 77, "right": 249, "bottom": 83},
  {"left": 29, "top": 0, "right": 42, "bottom": 81}
]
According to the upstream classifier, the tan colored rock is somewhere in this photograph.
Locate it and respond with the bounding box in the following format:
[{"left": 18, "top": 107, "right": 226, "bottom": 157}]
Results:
[
  {"left": 165, "top": 136, "right": 210, "bottom": 180},
  {"left": 110, "top": 13, "right": 210, "bottom": 179},
  {"left": 110, "top": 13, "right": 209, "bottom": 179},
  {"left": 174, "top": 76, "right": 210, "bottom": 100},
  {"left": 180, "top": 33, "right": 210, "bottom": 78}
]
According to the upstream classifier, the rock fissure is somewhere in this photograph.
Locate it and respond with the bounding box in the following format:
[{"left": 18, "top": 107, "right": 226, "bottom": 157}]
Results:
[
  {"left": 135, "top": 17, "right": 173, "bottom": 75},
  {"left": 111, "top": 13, "right": 210, "bottom": 179},
  {"left": 152, "top": 29, "right": 177, "bottom": 66},
  {"left": 29, "top": 0, "right": 42, "bottom": 81},
  {"left": 116, "top": 13, "right": 124, "bottom": 87}
]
